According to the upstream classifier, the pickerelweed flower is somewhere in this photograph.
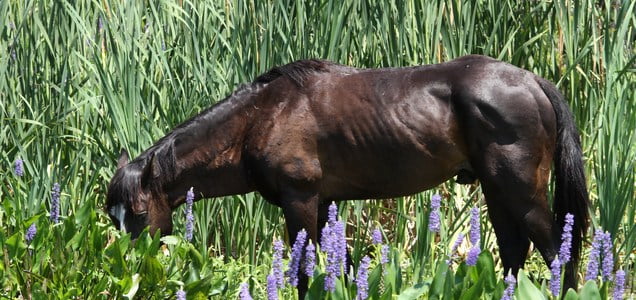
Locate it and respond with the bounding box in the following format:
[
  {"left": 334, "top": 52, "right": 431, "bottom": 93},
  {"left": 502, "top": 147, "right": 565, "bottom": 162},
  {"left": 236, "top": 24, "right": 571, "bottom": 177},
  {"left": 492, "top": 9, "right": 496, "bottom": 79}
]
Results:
[
  {"left": 355, "top": 256, "right": 371, "bottom": 300},
  {"left": 287, "top": 229, "right": 307, "bottom": 287},
  {"left": 428, "top": 194, "right": 442, "bottom": 232},
  {"left": 372, "top": 228, "right": 383, "bottom": 245},
  {"left": 25, "top": 223, "right": 36, "bottom": 244},
  {"left": 466, "top": 246, "right": 480, "bottom": 266},
  {"left": 266, "top": 273, "right": 278, "bottom": 300},
  {"left": 304, "top": 241, "right": 315, "bottom": 277},
  {"left": 550, "top": 256, "right": 562, "bottom": 296},
  {"left": 559, "top": 213, "right": 574, "bottom": 265},
  {"left": 184, "top": 187, "right": 195, "bottom": 242},
  {"left": 321, "top": 202, "right": 347, "bottom": 292},
  {"left": 501, "top": 273, "right": 516, "bottom": 300},
  {"left": 14, "top": 158, "right": 24, "bottom": 176},
  {"left": 176, "top": 289, "right": 186, "bottom": 300},
  {"left": 446, "top": 232, "right": 465, "bottom": 264},
  {"left": 601, "top": 231, "right": 614, "bottom": 281},
  {"left": 380, "top": 244, "right": 389, "bottom": 265},
  {"left": 469, "top": 207, "right": 480, "bottom": 245},
  {"left": 612, "top": 270, "right": 625, "bottom": 300},
  {"left": 239, "top": 282, "right": 253, "bottom": 300},
  {"left": 50, "top": 183, "right": 61, "bottom": 223},
  {"left": 272, "top": 239, "right": 285, "bottom": 288},
  {"left": 585, "top": 229, "right": 604, "bottom": 281}
]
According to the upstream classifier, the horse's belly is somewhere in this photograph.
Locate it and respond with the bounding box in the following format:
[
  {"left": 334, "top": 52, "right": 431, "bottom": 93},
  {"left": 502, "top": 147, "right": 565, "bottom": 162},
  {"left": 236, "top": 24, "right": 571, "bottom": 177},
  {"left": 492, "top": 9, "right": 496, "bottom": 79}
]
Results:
[{"left": 319, "top": 147, "right": 466, "bottom": 200}]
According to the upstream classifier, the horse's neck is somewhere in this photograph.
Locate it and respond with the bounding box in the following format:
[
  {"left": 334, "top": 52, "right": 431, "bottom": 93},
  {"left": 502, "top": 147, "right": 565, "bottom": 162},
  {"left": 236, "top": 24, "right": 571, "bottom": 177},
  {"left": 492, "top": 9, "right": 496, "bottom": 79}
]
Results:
[{"left": 166, "top": 96, "right": 256, "bottom": 206}]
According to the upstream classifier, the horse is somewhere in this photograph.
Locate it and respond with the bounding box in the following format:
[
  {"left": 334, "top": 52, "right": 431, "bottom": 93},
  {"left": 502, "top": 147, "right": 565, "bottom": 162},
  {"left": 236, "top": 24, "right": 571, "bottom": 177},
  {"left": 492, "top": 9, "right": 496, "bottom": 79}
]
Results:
[{"left": 106, "top": 55, "right": 589, "bottom": 298}]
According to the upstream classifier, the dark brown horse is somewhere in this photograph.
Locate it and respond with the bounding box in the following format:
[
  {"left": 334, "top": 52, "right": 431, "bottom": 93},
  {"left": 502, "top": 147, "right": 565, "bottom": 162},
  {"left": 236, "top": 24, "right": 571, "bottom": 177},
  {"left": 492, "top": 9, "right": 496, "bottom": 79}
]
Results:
[{"left": 106, "top": 55, "right": 589, "bottom": 297}]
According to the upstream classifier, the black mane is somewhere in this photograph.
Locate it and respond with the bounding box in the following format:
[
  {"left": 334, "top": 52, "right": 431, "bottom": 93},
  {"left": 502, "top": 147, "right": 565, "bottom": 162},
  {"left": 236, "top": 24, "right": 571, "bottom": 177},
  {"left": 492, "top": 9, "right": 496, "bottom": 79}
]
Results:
[{"left": 254, "top": 59, "right": 334, "bottom": 87}]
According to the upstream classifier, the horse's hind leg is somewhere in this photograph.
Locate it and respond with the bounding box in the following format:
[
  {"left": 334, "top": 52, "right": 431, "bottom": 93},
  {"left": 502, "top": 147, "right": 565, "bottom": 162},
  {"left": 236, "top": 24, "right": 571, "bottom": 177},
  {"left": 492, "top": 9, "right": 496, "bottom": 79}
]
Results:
[{"left": 474, "top": 144, "right": 560, "bottom": 285}]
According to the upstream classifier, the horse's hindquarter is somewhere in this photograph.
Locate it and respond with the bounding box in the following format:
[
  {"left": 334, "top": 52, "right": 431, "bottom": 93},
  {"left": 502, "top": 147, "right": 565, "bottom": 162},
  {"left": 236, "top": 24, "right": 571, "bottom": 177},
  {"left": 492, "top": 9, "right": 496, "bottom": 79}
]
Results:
[{"left": 310, "top": 67, "right": 469, "bottom": 199}]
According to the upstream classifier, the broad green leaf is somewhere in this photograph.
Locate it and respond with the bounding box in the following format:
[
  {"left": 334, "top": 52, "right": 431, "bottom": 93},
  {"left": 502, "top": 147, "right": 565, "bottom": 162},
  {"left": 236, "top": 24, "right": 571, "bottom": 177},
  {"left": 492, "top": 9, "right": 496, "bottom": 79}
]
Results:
[
  {"left": 579, "top": 280, "right": 601, "bottom": 300},
  {"left": 516, "top": 270, "right": 545, "bottom": 300},
  {"left": 397, "top": 282, "right": 429, "bottom": 300}
]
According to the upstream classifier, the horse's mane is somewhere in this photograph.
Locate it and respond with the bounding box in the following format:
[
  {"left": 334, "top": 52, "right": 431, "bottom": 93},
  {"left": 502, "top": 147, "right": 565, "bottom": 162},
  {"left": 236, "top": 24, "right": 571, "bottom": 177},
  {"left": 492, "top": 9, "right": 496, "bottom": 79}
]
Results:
[{"left": 254, "top": 59, "right": 335, "bottom": 87}]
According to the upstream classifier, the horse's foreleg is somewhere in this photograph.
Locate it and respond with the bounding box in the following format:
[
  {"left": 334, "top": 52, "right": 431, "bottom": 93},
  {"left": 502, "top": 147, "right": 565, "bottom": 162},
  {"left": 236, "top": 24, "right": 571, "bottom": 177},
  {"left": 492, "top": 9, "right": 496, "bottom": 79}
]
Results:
[{"left": 280, "top": 192, "right": 320, "bottom": 300}]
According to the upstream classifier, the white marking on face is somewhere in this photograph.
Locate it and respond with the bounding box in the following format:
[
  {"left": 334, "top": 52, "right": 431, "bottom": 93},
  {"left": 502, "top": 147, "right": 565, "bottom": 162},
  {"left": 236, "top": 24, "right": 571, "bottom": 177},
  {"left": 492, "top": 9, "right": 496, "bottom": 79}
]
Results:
[{"left": 110, "top": 204, "right": 127, "bottom": 233}]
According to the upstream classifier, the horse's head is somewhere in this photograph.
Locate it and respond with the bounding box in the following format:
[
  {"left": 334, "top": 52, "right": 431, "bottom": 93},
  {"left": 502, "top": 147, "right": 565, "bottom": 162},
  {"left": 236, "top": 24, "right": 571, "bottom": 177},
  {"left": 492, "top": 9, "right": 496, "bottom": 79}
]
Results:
[{"left": 106, "top": 149, "right": 173, "bottom": 239}]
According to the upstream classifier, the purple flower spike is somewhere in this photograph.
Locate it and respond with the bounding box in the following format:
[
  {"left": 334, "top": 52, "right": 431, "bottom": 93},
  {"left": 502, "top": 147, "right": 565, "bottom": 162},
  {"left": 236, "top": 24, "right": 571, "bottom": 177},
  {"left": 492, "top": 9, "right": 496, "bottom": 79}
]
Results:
[
  {"left": 272, "top": 239, "right": 285, "bottom": 288},
  {"left": 428, "top": 194, "right": 442, "bottom": 232},
  {"left": 559, "top": 213, "right": 574, "bottom": 265},
  {"left": 176, "top": 289, "right": 186, "bottom": 300},
  {"left": 50, "top": 183, "right": 61, "bottom": 223},
  {"left": 612, "top": 270, "right": 625, "bottom": 300},
  {"left": 321, "top": 207, "right": 347, "bottom": 292},
  {"left": 25, "top": 223, "right": 37, "bottom": 244},
  {"left": 501, "top": 273, "right": 516, "bottom": 300},
  {"left": 550, "top": 256, "right": 562, "bottom": 296},
  {"left": 287, "top": 229, "right": 308, "bottom": 287},
  {"left": 380, "top": 244, "right": 389, "bottom": 265},
  {"left": 355, "top": 256, "right": 371, "bottom": 300},
  {"left": 184, "top": 187, "right": 195, "bottom": 242},
  {"left": 239, "top": 282, "right": 253, "bottom": 300},
  {"left": 266, "top": 273, "right": 278, "bottom": 300},
  {"left": 14, "top": 158, "right": 24, "bottom": 176},
  {"left": 446, "top": 232, "right": 465, "bottom": 264},
  {"left": 304, "top": 241, "right": 315, "bottom": 277},
  {"left": 469, "top": 207, "right": 480, "bottom": 245},
  {"left": 371, "top": 228, "right": 383, "bottom": 245},
  {"left": 328, "top": 202, "right": 338, "bottom": 224},
  {"left": 467, "top": 246, "right": 480, "bottom": 266},
  {"left": 585, "top": 229, "right": 603, "bottom": 281},
  {"left": 601, "top": 231, "right": 614, "bottom": 281}
]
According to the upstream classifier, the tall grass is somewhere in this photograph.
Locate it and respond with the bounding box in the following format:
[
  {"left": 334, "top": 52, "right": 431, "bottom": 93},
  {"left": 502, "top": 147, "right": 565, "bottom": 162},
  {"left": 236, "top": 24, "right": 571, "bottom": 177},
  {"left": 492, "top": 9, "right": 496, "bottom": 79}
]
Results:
[{"left": 1, "top": 0, "right": 634, "bottom": 298}]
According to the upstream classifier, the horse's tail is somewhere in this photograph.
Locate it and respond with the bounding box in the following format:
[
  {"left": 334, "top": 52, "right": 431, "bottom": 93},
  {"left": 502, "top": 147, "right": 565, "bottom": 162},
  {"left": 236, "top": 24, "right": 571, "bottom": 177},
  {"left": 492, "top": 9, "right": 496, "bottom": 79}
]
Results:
[{"left": 538, "top": 77, "right": 590, "bottom": 274}]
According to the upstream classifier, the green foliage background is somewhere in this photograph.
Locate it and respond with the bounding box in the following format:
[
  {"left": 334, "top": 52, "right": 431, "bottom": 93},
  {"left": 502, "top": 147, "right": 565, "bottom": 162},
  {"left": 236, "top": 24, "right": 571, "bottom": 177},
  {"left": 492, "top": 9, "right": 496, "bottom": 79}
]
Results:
[{"left": 0, "top": 0, "right": 634, "bottom": 298}]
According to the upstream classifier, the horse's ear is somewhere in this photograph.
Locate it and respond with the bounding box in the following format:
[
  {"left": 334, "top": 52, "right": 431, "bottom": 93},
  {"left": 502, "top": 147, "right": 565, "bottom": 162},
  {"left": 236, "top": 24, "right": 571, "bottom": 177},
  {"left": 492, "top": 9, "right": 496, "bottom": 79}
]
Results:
[
  {"left": 140, "top": 153, "right": 161, "bottom": 188},
  {"left": 117, "top": 148, "right": 129, "bottom": 169}
]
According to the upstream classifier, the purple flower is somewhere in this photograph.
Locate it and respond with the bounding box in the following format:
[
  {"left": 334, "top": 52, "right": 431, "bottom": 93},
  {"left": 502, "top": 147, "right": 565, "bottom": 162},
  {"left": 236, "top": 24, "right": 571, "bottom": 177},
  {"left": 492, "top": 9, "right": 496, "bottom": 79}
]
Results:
[
  {"left": 328, "top": 202, "right": 338, "bottom": 224},
  {"left": 428, "top": 210, "right": 440, "bottom": 233},
  {"left": 25, "top": 223, "right": 36, "bottom": 243},
  {"left": 428, "top": 194, "right": 442, "bottom": 232},
  {"left": 550, "top": 256, "right": 562, "bottom": 296},
  {"left": 239, "top": 282, "right": 252, "bottom": 300},
  {"left": 321, "top": 204, "right": 347, "bottom": 292},
  {"left": 585, "top": 229, "right": 604, "bottom": 281},
  {"left": 184, "top": 187, "right": 195, "bottom": 242},
  {"left": 14, "top": 158, "right": 24, "bottom": 176},
  {"left": 380, "top": 245, "right": 389, "bottom": 265},
  {"left": 50, "top": 183, "right": 61, "bottom": 223},
  {"left": 466, "top": 246, "right": 480, "bottom": 266},
  {"left": 272, "top": 239, "right": 285, "bottom": 288},
  {"left": 612, "top": 270, "right": 625, "bottom": 300},
  {"left": 469, "top": 207, "right": 480, "bottom": 245},
  {"left": 287, "top": 229, "right": 307, "bottom": 287},
  {"left": 176, "top": 289, "right": 186, "bottom": 300},
  {"left": 371, "top": 228, "right": 383, "bottom": 245},
  {"left": 355, "top": 256, "right": 371, "bottom": 300},
  {"left": 266, "top": 273, "right": 278, "bottom": 300},
  {"left": 447, "top": 232, "right": 465, "bottom": 264},
  {"left": 501, "top": 273, "right": 516, "bottom": 300},
  {"left": 559, "top": 213, "right": 574, "bottom": 264},
  {"left": 304, "top": 241, "right": 315, "bottom": 277},
  {"left": 601, "top": 231, "right": 614, "bottom": 281}
]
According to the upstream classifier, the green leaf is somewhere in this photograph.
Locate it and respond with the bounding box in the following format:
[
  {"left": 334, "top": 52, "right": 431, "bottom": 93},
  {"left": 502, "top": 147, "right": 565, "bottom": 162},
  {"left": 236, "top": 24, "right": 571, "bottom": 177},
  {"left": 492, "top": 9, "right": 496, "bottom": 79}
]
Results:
[
  {"left": 398, "top": 282, "right": 429, "bottom": 300},
  {"left": 139, "top": 256, "right": 165, "bottom": 289},
  {"left": 579, "top": 280, "right": 601, "bottom": 300},
  {"left": 516, "top": 270, "right": 545, "bottom": 300},
  {"left": 563, "top": 288, "right": 579, "bottom": 300},
  {"left": 429, "top": 262, "right": 450, "bottom": 299},
  {"left": 306, "top": 274, "right": 326, "bottom": 300}
]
